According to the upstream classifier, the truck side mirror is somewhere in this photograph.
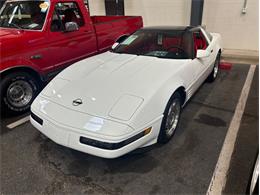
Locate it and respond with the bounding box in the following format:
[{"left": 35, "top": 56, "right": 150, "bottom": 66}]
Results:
[
  {"left": 196, "top": 49, "right": 210, "bottom": 58},
  {"left": 64, "top": 22, "right": 79, "bottom": 32},
  {"left": 111, "top": 42, "right": 119, "bottom": 50}
]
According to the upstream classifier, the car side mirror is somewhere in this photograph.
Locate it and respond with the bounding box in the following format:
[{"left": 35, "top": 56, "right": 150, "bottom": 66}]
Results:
[
  {"left": 64, "top": 22, "right": 79, "bottom": 32},
  {"left": 196, "top": 49, "right": 210, "bottom": 58},
  {"left": 111, "top": 42, "right": 119, "bottom": 50}
]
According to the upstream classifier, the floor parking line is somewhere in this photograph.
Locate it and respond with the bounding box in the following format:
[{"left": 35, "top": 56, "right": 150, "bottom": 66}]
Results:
[
  {"left": 6, "top": 116, "right": 30, "bottom": 129},
  {"left": 207, "top": 64, "right": 256, "bottom": 195}
]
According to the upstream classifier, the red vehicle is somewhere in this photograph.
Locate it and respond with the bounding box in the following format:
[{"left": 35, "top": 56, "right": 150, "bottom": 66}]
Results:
[{"left": 0, "top": 0, "right": 143, "bottom": 114}]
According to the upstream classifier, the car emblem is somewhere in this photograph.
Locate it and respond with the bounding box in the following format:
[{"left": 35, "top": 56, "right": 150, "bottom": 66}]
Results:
[{"left": 72, "top": 98, "right": 83, "bottom": 106}]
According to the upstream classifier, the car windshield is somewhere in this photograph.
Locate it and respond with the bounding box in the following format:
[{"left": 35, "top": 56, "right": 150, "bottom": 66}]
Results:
[
  {"left": 113, "top": 29, "right": 193, "bottom": 59},
  {"left": 0, "top": 0, "right": 49, "bottom": 30}
]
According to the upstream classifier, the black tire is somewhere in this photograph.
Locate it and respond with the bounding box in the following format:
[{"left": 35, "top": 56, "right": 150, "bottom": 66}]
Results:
[
  {"left": 0, "top": 72, "right": 40, "bottom": 115},
  {"left": 158, "top": 92, "right": 182, "bottom": 144},
  {"left": 207, "top": 52, "right": 221, "bottom": 82}
]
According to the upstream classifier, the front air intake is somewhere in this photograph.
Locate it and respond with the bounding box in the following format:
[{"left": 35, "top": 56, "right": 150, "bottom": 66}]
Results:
[{"left": 31, "top": 112, "right": 43, "bottom": 125}]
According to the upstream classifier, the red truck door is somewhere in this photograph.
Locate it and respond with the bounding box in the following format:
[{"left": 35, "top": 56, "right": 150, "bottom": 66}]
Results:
[{"left": 47, "top": 1, "right": 97, "bottom": 71}]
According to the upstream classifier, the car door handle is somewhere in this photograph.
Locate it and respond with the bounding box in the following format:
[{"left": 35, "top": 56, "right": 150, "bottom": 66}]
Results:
[{"left": 31, "top": 54, "right": 42, "bottom": 60}]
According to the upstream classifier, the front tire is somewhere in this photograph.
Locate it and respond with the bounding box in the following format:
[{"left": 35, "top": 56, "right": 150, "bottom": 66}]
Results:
[
  {"left": 158, "top": 92, "right": 182, "bottom": 143},
  {"left": 0, "top": 72, "right": 40, "bottom": 115},
  {"left": 207, "top": 52, "right": 221, "bottom": 82}
]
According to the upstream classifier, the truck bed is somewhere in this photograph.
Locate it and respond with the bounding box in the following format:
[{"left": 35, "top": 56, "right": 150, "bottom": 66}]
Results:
[
  {"left": 91, "top": 16, "right": 143, "bottom": 52},
  {"left": 91, "top": 16, "right": 141, "bottom": 24}
]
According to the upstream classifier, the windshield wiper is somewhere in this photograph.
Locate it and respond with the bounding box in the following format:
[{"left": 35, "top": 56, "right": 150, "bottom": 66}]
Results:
[{"left": 112, "top": 50, "right": 142, "bottom": 56}]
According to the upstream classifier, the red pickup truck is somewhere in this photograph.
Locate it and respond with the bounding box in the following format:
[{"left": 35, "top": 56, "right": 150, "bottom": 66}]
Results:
[{"left": 0, "top": 0, "right": 143, "bottom": 114}]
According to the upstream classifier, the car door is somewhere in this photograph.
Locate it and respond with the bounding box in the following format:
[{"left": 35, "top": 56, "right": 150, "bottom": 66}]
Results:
[
  {"left": 185, "top": 28, "right": 215, "bottom": 97},
  {"left": 201, "top": 28, "right": 218, "bottom": 67},
  {"left": 47, "top": 1, "right": 97, "bottom": 72}
]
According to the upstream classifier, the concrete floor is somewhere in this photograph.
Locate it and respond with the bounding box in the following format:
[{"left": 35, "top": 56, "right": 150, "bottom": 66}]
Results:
[
  {"left": 224, "top": 66, "right": 259, "bottom": 194},
  {"left": 0, "top": 63, "right": 258, "bottom": 194}
]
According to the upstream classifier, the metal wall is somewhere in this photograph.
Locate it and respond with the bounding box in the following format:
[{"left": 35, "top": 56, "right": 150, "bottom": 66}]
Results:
[
  {"left": 124, "top": 0, "right": 192, "bottom": 26},
  {"left": 202, "top": 0, "right": 259, "bottom": 51},
  {"left": 88, "top": 0, "right": 106, "bottom": 15}
]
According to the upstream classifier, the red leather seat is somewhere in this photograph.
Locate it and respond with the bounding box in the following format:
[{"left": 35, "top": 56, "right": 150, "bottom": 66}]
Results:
[
  {"left": 163, "top": 37, "right": 181, "bottom": 49},
  {"left": 193, "top": 33, "right": 207, "bottom": 56},
  {"left": 196, "top": 39, "right": 204, "bottom": 49}
]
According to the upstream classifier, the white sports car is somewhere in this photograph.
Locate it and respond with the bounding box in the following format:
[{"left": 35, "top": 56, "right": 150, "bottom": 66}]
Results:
[{"left": 30, "top": 26, "right": 222, "bottom": 158}]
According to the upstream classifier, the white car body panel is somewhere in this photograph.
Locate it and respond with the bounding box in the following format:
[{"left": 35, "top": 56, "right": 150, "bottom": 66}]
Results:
[
  {"left": 39, "top": 52, "right": 192, "bottom": 129},
  {"left": 31, "top": 27, "right": 222, "bottom": 158}
]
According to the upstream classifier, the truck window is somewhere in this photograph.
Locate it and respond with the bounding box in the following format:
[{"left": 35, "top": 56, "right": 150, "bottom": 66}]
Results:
[
  {"left": 0, "top": 1, "right": 49, "bottom": 30},
  {"left": 51, "top": 2, "right": 84, "bottom": 32}
]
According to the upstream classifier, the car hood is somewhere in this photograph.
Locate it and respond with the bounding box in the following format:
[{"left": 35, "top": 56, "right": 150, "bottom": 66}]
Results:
[
  {"left": 0, "top": 28, "right": 21, "bottom": 49},
  {"left": 0, "top": 28, "right": 43, "bottom": 60},
  {"left": 40, "top": 52, "right": 190, "bottom": 121},
  {"left": 0, "top": 28, "right": 24, "bottom": 39}
]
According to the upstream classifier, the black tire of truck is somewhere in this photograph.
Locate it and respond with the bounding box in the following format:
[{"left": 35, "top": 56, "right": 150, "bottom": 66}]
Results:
[{"left": 1, "top": 72, "right": 40, "bottom": 116}]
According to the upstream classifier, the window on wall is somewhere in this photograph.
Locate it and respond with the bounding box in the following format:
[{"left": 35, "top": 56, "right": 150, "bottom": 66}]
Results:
[{"left": 105, "top": 0, "right": 124, "bottom": 16}]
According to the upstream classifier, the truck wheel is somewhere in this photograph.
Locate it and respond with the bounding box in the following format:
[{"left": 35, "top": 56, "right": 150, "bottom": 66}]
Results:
[
  {"left": 1, "top": 72, "right": 40, "bottom": 115},
  {"left": 158, "top": 92, "right": 182, "bottom": 143}
]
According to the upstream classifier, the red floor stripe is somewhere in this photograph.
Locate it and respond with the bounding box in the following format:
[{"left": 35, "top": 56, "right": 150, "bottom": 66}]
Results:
[{"left": 220, "top": 62, "right": 233, "bottom": 70}]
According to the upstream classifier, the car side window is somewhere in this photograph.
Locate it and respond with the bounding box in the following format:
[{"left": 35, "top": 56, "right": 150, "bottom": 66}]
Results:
[
  {"left": 51, "top": 2, "right": 84, "bottom": 32},
  {"left": 193, "top": 31, "right": 209, "bottom": 50},
  {"left": 204, "top": 30, "right": 213, "bottom": 42}
]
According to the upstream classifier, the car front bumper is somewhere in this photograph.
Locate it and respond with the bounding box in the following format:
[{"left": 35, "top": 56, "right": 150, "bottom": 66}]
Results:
[
  {"left": 30, "top": 97, "right": 162, "bottom": 158},
  {"left": 31, "top": 113, "right": 161, "bottom": 158}
]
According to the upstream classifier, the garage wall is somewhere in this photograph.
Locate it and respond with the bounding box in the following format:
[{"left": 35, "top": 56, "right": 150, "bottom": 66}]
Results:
[
  {"left": 125, "top": 0, "right": 192, "bottom": 26},
  {"left": 87, "top": 0, "right": 192, "bottom": 26},
  {"left": 88, "top": 0, "right": 106, "bottom": 15},
  {"left": 87, "top": 0, "right": 258, "bottom": 51},
  {"left": 202, "top": 0, "right": 259, "bottom": 51}
]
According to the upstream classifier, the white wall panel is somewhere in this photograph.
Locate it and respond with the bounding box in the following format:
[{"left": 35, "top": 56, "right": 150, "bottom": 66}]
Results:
[
  {"left": 88, "top": 0, "right": 106, "bottom": 15},
  {"left": 202, "top": 0, "right": 259, "bottom": 51},
  {"left": 125, "top": 0, "right": 192, "bottom": 26}
]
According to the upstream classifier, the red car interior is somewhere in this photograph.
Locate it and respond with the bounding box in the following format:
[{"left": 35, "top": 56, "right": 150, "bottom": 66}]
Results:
[
  {"left": 163, "top": 37, "right": 181, "bottom": 48},
  {"left": 193, "top": 32, "right": 208, "bottom": 55}
]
